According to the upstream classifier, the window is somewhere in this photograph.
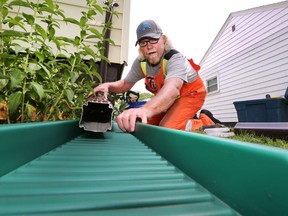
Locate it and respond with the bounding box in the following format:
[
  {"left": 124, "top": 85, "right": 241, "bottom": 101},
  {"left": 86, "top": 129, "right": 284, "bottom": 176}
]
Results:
[
  {"left": 207, "top": 76, "right": 218, "bottom": 93},
  {"left": 232, "top": 24, "right": 236, "bottom": 32}
]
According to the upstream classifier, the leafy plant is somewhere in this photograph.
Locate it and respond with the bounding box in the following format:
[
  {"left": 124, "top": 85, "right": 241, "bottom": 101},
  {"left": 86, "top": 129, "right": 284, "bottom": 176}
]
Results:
[
  {"left": 109, "top": 93, "right": 129, "bottom": 118},
  {"left": 0, "top": 0, "right": 117, "bottom": 123},
  {"left": 139, "top": 92, "right": 153, "bottom": 101}
]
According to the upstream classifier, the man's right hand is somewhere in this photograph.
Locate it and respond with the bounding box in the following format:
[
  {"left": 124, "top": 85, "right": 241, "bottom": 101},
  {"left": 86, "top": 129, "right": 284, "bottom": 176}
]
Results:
[{"left": 88, "top": 83, "right": 110, "bottom": 99}]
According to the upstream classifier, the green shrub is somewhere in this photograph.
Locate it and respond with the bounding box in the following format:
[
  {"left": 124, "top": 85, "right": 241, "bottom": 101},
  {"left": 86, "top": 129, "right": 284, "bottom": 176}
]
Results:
[{"left": 0, "top": 0, "right": 116, "bottom": 123}]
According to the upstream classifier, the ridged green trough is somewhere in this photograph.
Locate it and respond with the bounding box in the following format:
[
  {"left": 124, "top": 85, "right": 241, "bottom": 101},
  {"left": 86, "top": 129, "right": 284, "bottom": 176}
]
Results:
[{"left": 0, "top": 120, "right": 287, "bottom": 215}]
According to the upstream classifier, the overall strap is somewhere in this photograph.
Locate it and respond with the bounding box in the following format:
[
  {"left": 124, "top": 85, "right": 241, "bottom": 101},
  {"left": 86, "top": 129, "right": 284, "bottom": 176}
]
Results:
[
  {"left": 163, "top": 49, "right": 179, "bottom": 75},
  {"left": 164, "top": 49, "right": 179, "bottom": 60},
  {"left": 140, "top": 61, "right": 147, "bottom": 76}
]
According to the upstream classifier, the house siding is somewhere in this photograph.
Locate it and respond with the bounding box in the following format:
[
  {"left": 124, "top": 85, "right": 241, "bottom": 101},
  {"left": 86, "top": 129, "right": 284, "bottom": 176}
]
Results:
[
  {"left": 57, "top": 0, "right": 131, "bottom": 64},
  {"left": 200, "top": 1, "right": 288, "bottom": 123}
]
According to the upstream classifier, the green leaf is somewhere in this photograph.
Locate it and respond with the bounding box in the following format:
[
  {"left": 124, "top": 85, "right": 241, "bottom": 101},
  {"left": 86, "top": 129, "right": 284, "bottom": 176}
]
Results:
[
  {"left": 104, "top": 38, "right": 115, "bottom": 46},
  {"left": 99, "top": 55, "right": 110, "bottom": 64},
  {"left": 56, "top": 53, "right": 69, "bottom": 59},
  {"left": 48, "top": 26, "right": 55, "bottom": 38},
  {"left": 31, "top": 82, "right": 45, "bottom": 100},
  {"left": 22, "top": 13, "right": 35, "bottom": 25},
  {"left": 84, "top": 46, "right": 96, "bottom": 59},
  {"left": 50, "top": 21, "right": 60, "bottom": 29},
  {"left": 0, "top": 53, "right": 17, "bottom": 59},
  {"left": 0, "top": 73, "right": 9, "bottom": 79},
  {"left": 87, "top": 9, "right": 96, "bottom": 18},
  {"left": 1, "top": 5, "right": 8, "bottom": 18},
  {"left": 8, "top": 0, "right": 31, "bottom": 8},
  {"left": 39, "top": 6, "right": 54, "bottom": 14},
  {"left": 64, "top": 18, "right": 80, "bottom": 25},
  {"left": 55, "top": 36, "right": 74, "bottom": 44},
  {"left": 76, "top": 62, "right": 90, "bottom": 74},
  {"left": 0, "top": 79, "right": 9, "bottom": 91},
  {"left": 52, "top": 38, "right": 61, "bottom": 50},
  {"left": 12, "top": 15, "right": 23, "bottom": 22},
  {"left": 93, "top": 4, "right": 104, "bottom": 14},
  {"left": 80, "top": 30, "right": 87, "bottom": 39},
  {"left": 93, "top": 71, "right": 102, "bottom": 83},
  {"left": 14, "top": 45, "right": 26, "bottom": 55},
  {"left": 70, "top": 71, "right": 79, "bottom": 84},
  {"left": 80, "top": 16, "right": 88, "bottom": 28},
  {"left": 25, "top": 103, "right": 36, "bottom": 119},
  {"left": 7, "top": 16, "right": 26, "bottom": 31},
  {"left": 44, "top": 0, "right": 54, "bottom": 10},
  {"left": 55, "top": 9, "right": 65, "bottom": 19},
  {"left": 9, "top": 68, "right": 25, "bottom": 89},
  {"left": 28, "top": 63, "right": 41, "bottom": 72},
  {"left": 73, "top": 36, "right": 80, "bottom": 46},
  {"left": 8, "top": 91, "right": 22, "bottom": 113},
  {"left": 35, "top": 24, "right": 47, "bottom": 40},
  {"left": 34, "top": 51, "right": 45, "bottom": 62},
  {"left": 65, "top": 88, "right": 74, "bottom": 102},
  {"left": 0, "top": 30, "right": 23, "bottom": 37},
  {"left": 33, "top": 37, "right": 45, "bottom": 45},
  {"left": 38, "top": 62, "right": 51, "bottom": 78},
  {"left": 86, "top": 35, "right": 99, "bottom": 40},
  {"left": 88, "top": 27, "right": 101, "bottom": 38}
]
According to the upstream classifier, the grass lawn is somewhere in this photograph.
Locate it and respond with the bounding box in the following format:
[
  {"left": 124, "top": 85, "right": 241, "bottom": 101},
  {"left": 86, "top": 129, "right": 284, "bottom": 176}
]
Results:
[
  {"left": 226, "top": 132, "right": 288, "bottom": 149},
  {"left": 198, "top": 127, "right": 288, "bottom": 150}
]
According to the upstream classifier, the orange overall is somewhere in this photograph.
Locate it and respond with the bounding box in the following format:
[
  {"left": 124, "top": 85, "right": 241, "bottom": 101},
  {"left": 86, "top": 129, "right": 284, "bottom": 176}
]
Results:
[{"left": 141, "top": 55, "right": 215, "bottom": 131}]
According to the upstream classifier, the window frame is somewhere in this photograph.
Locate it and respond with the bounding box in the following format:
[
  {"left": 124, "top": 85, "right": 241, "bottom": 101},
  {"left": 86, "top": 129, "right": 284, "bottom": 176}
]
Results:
[{"left": 206, "top": 75, "right": 219, "bottom": 94}]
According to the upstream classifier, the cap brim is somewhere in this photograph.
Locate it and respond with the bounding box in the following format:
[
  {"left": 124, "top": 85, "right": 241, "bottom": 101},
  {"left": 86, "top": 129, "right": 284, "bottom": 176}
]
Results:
[{"left": 135, "top": 33, "right": 162, "bottom": 46}]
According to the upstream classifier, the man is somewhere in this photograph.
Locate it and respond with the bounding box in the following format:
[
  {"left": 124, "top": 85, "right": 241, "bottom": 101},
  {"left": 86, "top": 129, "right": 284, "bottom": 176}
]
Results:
[{"left": 91, "top": 20, "right": 219, "bottom": 132}]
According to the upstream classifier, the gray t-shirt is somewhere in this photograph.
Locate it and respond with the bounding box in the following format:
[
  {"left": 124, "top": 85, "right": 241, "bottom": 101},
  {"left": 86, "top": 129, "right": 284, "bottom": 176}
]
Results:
[{"left": 124, "top": 52, "right": 197, "bottom": 84}]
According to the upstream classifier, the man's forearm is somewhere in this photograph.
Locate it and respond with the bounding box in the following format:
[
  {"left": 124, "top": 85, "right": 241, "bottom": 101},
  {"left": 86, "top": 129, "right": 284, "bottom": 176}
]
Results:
[
  {"left": 143, "top": 78, "right": 182, "bottom": 117},
  {"left": 107, "top": 80, "right": 133, "bottom": 93}
]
